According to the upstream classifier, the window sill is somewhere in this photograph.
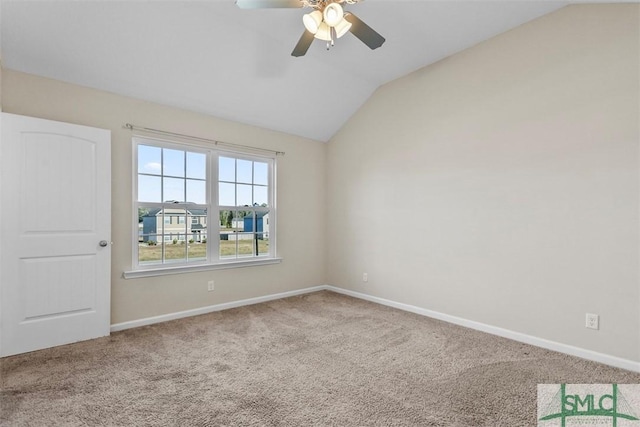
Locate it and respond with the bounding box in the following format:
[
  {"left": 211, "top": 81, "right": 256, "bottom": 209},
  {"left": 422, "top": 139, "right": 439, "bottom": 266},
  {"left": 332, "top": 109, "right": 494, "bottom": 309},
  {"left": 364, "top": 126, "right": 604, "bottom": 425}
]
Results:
[{"left": 122, "top": 257, "right": 282, "bottom": 279}]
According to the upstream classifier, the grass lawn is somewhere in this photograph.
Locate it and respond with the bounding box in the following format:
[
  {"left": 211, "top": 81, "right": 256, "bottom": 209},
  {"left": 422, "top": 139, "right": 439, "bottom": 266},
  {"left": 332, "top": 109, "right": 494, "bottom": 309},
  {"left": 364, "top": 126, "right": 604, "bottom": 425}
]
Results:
[{"left": 139, "top": 239, "right": 269, "bottom": 263}]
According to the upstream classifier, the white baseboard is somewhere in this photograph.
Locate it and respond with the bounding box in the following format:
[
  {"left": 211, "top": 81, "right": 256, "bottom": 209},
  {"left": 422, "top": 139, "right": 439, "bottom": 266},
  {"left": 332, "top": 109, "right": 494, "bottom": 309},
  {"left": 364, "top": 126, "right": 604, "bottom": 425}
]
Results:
[
  {"left": 110, "top": 285, "right": 326, "bottom": 332},
  {"left": 110, "top": 283, "right": 640, "bottom": 373},
  {"left": 325, "top": 285, "right": 640, "bottom": 373}
]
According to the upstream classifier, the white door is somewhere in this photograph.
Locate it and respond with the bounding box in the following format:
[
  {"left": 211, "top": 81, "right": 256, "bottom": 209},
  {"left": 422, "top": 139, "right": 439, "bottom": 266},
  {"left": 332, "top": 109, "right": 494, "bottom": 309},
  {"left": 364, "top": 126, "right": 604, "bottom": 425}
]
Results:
[{"left": 0, "top": 113, "right": 111, "bottom": 357}]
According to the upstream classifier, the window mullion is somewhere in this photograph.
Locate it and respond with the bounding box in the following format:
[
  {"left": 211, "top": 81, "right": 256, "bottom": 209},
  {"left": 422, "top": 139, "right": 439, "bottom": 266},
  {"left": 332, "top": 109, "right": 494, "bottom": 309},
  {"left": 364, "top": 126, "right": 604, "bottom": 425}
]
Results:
[
  {"left": 210, "top": 152, "right": 219, "bottom": 264},
  {"left": 184, "top": 208, "right": 188, "bottom": 262},
  {"left": 161, "top": 208, "right": 166, "bottom": 263}
]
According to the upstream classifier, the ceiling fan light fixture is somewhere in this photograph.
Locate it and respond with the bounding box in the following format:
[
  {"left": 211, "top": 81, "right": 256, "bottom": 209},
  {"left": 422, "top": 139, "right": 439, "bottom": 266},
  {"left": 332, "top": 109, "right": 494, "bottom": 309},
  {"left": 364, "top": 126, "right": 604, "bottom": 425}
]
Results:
[
  {"left": 323, "top": 2, "right": 343, "bottom": 27},
  {"left": 302, "top": 10, "right": 322, "bottom": 34},
  {"left": 334, "top": 18, "right": 352, "bottom": 38},
  {"left": 314, "top": 22, "right": 332, "bottom": 41}
]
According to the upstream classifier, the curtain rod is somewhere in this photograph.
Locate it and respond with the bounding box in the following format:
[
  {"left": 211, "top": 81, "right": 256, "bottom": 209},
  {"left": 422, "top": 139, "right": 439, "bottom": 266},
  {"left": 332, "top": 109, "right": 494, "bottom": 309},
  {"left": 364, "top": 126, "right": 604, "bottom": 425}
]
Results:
[{"left": 123, "top": 123, "right": 285, "bottom": 156}]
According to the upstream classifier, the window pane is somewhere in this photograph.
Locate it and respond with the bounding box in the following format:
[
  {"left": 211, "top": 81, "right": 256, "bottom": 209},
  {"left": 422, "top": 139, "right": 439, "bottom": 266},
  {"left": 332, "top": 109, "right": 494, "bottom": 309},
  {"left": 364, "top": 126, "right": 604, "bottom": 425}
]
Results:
[
  {"left": 138, "top": 145, "right": 162, "bottom": 175},
  {"left": 219, "top": 182, "right": 235, "bottom": 206},
  {"left": 186, "top": 152, "right": 206, "bottom": 179},
  {"left": 254, "top": 185, "right": 268, "bottom": 206},
  {"left": 256, "top": 211, "right": 268, "bottom": 233},
  {"left": 263, "top": 213, "right": 270, "bottom": 231},
  {"left": 237, "top": 233, "right": 255, "bottom": 257},
  {"left": 163, "top": 209, "right": 186, "bottom": 237},
  {"left": 138, "top": 175, "right": 161, "bottom": 202},
  {"left": 256, "top": 233, "right": 269, "bottom": 256},
  {"left": 186, "top": 179, "right": 206, "bottom": 204},
  {"left": 220, "top": 233, "right": 236, "bottom": 258},
  {"left": 187, "top": 234, "right": 207, "bottom": 262},
  {"left": 254, "top": 162, "right": 268, "bottom": 185},
  {"left": 141, "top": 209, "right": 164, "bottom": 238},
  {"left": 237, "top": 159, "right": 252, "bottom": 184},
  {"left": 164, "top": 177, "right": 185, "bottom": 202},
  {"left": 235, "top": 210, "right": 247, "bottom": 231},
  {"left": 189, "top": 209, "right": 207, "bottom": 255},
  {"left": 237, "top": 184, "right": 252, "bottom": 206},
  {"left": 243, "top": 212, "right": 255, "bottom": 232},
  {"left": 164, "top": 239, "right": 186, "bottom": 263},
  {"left": 138, "top": 207, "right": 150, "bottom": 221},
  {"left": 163, "top": 149, "right": 185, "bottom": 178},
  {"left": 219, "top": 157, "right": 235, "bottom": 182},
  {"left": 139, "top": 236, "right": 162, "bottom": 265},
  {"left": 138, "top": 209, "right": 148, "bottom": 241},
  {"left": 219, "top": 209, "right": 234, "bottom": 231}
]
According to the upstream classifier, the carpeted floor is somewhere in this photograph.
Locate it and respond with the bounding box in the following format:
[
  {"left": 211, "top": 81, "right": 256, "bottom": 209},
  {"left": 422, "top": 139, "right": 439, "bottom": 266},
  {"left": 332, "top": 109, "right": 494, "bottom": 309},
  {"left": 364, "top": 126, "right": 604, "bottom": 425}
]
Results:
[{"left": 1, "top": 290, "right": 638, "bottom": 426}]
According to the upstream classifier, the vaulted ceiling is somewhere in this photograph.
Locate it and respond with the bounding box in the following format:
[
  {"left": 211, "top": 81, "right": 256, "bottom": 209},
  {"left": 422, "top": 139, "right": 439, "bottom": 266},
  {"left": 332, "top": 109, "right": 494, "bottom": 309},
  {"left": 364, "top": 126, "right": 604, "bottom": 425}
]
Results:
[{"left": 2, "top": 1, "right": 576, "bottom": 141}]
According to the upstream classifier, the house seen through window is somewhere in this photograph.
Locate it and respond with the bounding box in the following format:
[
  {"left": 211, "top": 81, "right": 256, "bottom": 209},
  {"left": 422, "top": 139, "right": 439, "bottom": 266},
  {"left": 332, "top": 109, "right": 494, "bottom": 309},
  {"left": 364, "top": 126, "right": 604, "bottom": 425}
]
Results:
[{"left": 134, "top": 137, "right": 275, "bottom": 270}]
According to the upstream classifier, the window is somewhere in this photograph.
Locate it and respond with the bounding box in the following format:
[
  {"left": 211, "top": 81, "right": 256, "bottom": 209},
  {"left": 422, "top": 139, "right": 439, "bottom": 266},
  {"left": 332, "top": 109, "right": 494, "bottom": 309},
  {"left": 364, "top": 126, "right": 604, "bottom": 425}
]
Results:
[
  {"left": 132, "top": 137, "right": 276, "bottom": 274},
  {"left": 218, "top": 156, "right": 271, "bottom": 259}
]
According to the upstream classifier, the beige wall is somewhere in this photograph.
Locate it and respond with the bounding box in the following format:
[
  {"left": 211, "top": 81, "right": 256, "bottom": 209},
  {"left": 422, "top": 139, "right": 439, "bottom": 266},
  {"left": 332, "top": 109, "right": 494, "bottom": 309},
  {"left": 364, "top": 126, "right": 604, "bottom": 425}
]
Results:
[
  {"left": 0, "top": 2, "right": 3, "bottom": 111},
  {"left": 2, "top": 70, "right": 327, "bottom": 324},
  {"left": 327, "top": 5, "right": 640, "bottom": 362}
]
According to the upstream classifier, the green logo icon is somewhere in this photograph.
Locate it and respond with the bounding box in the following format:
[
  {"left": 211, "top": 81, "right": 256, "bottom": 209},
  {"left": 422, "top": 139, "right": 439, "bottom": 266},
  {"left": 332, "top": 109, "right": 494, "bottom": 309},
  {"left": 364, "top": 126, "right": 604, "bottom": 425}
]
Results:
[{"left": 539, "top": 384, "right": 639, "bottom": 427}]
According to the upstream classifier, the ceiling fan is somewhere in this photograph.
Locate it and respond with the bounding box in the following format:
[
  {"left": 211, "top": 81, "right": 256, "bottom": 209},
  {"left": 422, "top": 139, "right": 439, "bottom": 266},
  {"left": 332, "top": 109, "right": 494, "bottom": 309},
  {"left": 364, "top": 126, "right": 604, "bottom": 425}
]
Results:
[{"left": 235, "top": 0, "right": 385, "bottom": 57}]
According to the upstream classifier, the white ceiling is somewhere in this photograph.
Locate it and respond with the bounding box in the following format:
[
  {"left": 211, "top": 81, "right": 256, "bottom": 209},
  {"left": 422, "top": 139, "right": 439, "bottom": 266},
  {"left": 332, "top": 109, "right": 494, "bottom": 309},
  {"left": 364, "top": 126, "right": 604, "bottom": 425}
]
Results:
[{"left": 1, "top": 0, "right": 573, "bottom": 142}]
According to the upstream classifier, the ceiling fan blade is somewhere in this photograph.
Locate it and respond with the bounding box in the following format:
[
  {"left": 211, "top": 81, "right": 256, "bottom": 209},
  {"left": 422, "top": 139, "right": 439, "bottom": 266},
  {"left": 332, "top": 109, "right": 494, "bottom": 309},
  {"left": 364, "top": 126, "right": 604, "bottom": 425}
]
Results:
[
  {"left": 235, "top": 0, "right": 302, "bottom": 9},
  {"left": 291, "top": 30, "right": 315, "bottom": 57},
  {"left": 344, "top": 12, "right": 385, "bottom": 50}
]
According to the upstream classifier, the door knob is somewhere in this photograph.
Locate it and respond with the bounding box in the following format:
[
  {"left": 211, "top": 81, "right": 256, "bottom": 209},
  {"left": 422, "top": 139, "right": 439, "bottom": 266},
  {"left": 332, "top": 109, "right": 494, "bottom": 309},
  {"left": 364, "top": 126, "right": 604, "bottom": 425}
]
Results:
[{"left": 99, "top": 240, "right": 109, "bottom": 247}]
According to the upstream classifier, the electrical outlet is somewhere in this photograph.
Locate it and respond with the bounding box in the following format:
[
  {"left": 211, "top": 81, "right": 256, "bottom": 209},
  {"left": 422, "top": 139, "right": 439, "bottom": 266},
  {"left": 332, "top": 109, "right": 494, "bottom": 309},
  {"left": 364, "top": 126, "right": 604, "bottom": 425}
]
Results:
[
  {"left": 362, "top": 273, "right": 368, "bottom": 282},
  {"left": 586, "top": 313, "right": 599, "bottom": 330},
  {"left": 207, "top": 280, "right": 215, "bottom": 292}
]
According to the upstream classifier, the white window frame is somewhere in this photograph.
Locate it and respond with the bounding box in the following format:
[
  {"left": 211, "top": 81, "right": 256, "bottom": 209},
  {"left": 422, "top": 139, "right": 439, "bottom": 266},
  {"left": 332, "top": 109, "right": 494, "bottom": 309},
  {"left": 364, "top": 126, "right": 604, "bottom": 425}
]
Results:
[{"left": 124, "top": 136, "right": 280, "bottom": 279}]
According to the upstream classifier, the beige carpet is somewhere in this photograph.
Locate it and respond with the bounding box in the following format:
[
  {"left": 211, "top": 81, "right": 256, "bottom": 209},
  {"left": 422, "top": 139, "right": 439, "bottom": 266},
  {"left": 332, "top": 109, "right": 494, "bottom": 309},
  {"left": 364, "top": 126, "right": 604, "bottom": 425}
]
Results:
[{"left": 1, "top": 291, "right": 638, "bottom": 426}]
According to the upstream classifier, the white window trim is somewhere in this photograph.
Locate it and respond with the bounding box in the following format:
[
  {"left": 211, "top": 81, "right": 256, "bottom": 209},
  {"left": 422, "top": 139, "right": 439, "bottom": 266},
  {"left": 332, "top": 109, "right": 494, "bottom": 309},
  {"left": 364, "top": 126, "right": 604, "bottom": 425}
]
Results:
[
  {"left": 123, "top": 257, "right": 283, "bottom": 279},
  {"left": 127, "top": 136, "right": 278, "bottom": 278}
]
